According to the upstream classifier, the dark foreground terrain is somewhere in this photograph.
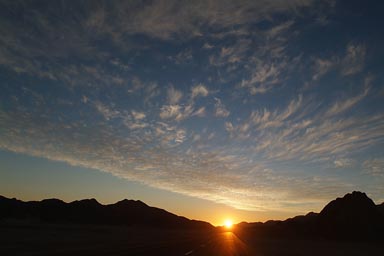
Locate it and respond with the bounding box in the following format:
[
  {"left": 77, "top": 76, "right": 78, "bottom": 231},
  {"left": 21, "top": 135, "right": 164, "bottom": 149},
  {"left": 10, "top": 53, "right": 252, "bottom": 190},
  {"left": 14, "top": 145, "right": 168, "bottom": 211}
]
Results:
[
  {"left": 1, "top": 223, "right": 383, "bottom": 256},
  {"left": 0, "top": 222, "right": 214, "bottom": 255},
  {"left": 1, "top": 191, "right": 384, "bottom": 255}
]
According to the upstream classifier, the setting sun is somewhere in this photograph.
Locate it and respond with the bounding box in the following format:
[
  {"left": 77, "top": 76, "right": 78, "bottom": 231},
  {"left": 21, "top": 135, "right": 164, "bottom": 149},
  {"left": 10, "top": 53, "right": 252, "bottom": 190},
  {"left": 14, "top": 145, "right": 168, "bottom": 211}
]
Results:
[{"left": 224, "top": 219, "right": 233, "bottom": 229}]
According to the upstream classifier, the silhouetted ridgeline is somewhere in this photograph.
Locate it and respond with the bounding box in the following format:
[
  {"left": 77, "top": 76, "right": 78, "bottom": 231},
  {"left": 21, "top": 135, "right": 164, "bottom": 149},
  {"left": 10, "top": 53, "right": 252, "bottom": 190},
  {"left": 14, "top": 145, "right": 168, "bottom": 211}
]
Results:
[
  {"left": 0, "top": 196, "right": 213, "bottom": 229},
  {"left": 235, "top": 191, "right": 384, "bottom": 241},
  {"left": 1, "top": 191, "right": 384, "bottom": 241}
]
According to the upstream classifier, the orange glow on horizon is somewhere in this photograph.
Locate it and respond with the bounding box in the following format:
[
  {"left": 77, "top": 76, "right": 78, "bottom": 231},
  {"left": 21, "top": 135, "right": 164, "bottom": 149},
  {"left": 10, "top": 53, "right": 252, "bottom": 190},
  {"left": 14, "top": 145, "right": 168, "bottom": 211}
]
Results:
[{"left": 224, "top": 219, "right": 233, "bottom": 229}]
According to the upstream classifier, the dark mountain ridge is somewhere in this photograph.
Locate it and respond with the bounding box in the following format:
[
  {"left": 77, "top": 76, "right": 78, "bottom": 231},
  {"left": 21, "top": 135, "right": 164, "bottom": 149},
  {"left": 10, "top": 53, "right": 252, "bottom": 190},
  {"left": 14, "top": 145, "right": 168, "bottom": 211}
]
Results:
[
  {"left": 0, "top": 195, "right": 213, "bottom": 229},
  {"left": 235, "top": 191, "right": 384, "bottom": 241},
  {"left": 318, "top": 191, "right": 383, "bottom": 239},
  {"left": 2, "top": 191, "right": 383, "bottom": 241}
]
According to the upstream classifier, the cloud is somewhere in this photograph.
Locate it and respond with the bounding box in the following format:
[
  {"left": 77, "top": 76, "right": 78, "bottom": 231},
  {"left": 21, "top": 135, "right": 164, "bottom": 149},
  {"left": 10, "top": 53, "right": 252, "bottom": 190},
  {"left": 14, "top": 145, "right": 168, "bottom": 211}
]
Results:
[
  {"left": 109, "top": 59, "right": 130, "bottom": 71},
  {"left": 192, "top": 107, "right": 206, "bottom": 117},
  {"left": 334, "top": 158, "right": 355, "bottom": 168},
  {"left": 128, "top": 77, "right": 146, "bottom": 93},
  {"left": 225, "top": 122, "right": 234, "bottom": 132},
  {"left": 92, "top": 104, "right": 149, "bottom": 130},
  {"left": 239, "top": 64, "right": 281, "bottom": 95},
  {"left": 255, "top": 112, "right": 384, "bottom": 163},
  {"left": 250, "top": 95, "right": 303, "bottom": 129},
  {"left": 341, "top": 43, "right": 366, "bottom": 76},
  {"left": 225, "top": 90, "right": 384, "bottom": 166},
  {"left": 214, "top": 98, "right": 230, "bottom": 117},
  {"left": 236, "top": 31, "right": 293, "bottom": 95},
  {"left": 266, "top": 20, "right": 295, "bottom": 38},
  {"left": 203, "top": 43, "right": 214, "bottom": 49},
  {"left": 191, "top": 84, "right": 209, "bottom": 99},
  {"left": 325, "top": 77, "right": 371, "bottom": 117},
  {"left": 168, "top": 49, "right": 193, "bottom": 64},
  {"left": 312, "top": 58, "right": 335, "bottom": 80},
  {"left": 363, "top": 159, "right": 384, "bottom": 176},
  {"left": 108, "top": 0, "right": 313, "bottom": 40},
  {"left": 159, "top": 103, "right": 206, "bottom": 121},
  {"left": 311, "top": 43, "right": 366, "bottom": 80},
  {"left": 159, "top": 104, "right": 194, "bottom": 121},
  {"left": 143, "top": 82, "right": 161, "bottom": 105},
  {"left": 230, "top": 18, "right": 302, "bottom": 96},
  {"left": 174, "top": 129, "right": 186, "bottom": 144},
  {"left": 159, "top": 105, "right": 182, "bottom": 119},
  {"left": 131, "top": 110, "right": 146, "bottom": 120},
  {"left": 210, "top": 39, "right": 251, "bottom": 66},
  {"left": 125, "top": 122, "right": 148, "bottom": 130},
  {"left": 82, "top": 96, "right": 89, "bottom": 104},
  {"left": 94, "top": 102, "right": 120, "bottom": 120},
  {"left": 167, "top": 86, "right": 183, "bottom": 104}
]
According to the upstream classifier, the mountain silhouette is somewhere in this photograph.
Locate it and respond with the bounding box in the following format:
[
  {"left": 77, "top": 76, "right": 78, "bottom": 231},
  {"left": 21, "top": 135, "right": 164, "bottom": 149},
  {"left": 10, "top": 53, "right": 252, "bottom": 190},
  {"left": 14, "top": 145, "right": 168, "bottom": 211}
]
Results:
[
  {"left": 234, "top": 191, "right": 384, "bottom": 241},
  {"left": 318, "top": 191, "right": 383, "bottom": 240},
  {"left": 378, "top": 202, "right": 384, "bottom": 216},
  {"left": 0, "top": 195, "right": 212, "bottom": 229},
  {"left": 2, "top": 191, "right": 383, "bottom": 241}
]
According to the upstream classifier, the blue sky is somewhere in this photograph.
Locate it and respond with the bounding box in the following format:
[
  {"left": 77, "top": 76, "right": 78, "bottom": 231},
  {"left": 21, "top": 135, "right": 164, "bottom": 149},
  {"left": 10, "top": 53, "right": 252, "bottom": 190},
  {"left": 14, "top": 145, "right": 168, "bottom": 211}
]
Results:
[{"left": 1, "top": 0, "right": 384, "bottom": 223}]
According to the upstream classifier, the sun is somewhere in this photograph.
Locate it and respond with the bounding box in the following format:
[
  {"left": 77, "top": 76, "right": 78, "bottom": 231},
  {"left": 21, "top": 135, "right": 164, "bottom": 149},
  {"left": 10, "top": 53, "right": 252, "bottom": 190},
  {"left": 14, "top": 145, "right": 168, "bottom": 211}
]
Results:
[{"left": 224, "top": 219, "right": 233, "bottom": 229}]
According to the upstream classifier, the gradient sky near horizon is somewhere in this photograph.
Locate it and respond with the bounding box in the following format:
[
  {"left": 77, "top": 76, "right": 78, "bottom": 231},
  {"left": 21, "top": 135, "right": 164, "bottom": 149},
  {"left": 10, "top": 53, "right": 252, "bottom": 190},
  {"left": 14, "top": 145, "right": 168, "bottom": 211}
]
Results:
[{"left": 1, "top": 0, "right": 384, "bottom": 225}]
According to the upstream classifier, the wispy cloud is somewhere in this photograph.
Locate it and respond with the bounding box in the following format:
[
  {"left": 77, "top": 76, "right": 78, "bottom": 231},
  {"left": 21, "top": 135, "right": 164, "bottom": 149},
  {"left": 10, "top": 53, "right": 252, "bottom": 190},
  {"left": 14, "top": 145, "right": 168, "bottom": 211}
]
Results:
[
  {"left": 159, "top": 104, "right": 194, "bottom": 121},
  {"left": 325, "top": 77, "right": 371, "bottom": 117},
  {"left": 334, "top": 158, "right": 355, "bottom": 168},
  {"left": 160, "top": 105, "right": 182, "bottom": 120},
  {"left": 266, "top": 20, "right": 295, "bottom": 38},
  {"left": 94, "top": 101, "right": 120, "bottom": 121},
  {"left": 192, "top": 107, "right": 206, "bottom": 117},
  {"left": 131, "top": 110, "right": 146, "bottom": 120},
  {"left": 191, "top": 84, "right": 209, "bottom": 99},
  {"left": 232, "top": 19, "right": 298, "bottom": 96},
  {"left": 312, "top": 58, "right": 335, "bottom": 80},
  {"left": 167, "top": 86, "right": 183, "bottom": 104},
  {"left": 341, "top": 43, "right": 366, "bottom": 76},
  {"left": 239, "top": 63, "right": 282, "bottom": 95},
  {"left": 249, "top": 95, "right": 303, "bottom": 129},
  {"left": 225, "top": 87, "right": 384, "bottom": 166},
  {"left": 363, "top": 158, "right": 384, "bottom": 176},
  {"left": 210, "top": 39, "right": 251, "bottom": 66},
  {"left": 311, "top": 43, "right": 367, "bottom": 80},
  {"left": 106, "top": 0, "right": 313, "bottom": 40},
  {"left": 214, "top": 98, "right": 230, "bottom": 117}
]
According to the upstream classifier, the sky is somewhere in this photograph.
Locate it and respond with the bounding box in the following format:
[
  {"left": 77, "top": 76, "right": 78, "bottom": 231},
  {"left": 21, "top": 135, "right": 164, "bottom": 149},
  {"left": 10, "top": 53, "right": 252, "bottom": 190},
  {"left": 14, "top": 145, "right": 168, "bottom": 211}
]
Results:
[{"left": 0, "top": 0, "right": 384, "bottom": 226}]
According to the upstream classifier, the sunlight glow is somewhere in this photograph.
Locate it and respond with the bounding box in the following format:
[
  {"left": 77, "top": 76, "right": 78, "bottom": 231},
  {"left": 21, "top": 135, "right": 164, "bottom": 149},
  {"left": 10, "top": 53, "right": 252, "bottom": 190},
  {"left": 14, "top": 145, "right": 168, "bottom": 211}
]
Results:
[{"left": 224, "top": 219, "right": 233, "bottom": 229}]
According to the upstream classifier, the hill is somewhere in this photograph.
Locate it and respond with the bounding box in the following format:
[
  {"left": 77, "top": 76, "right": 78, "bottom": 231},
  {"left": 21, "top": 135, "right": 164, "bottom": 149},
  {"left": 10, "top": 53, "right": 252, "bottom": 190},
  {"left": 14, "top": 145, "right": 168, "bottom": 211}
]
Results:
[
  {"left": 2, "top": 191, "right": 383, "bottom": 240},
  {"left": 234, "top": 191, "right": 384, "bottom": 241},
  {"left": 318, "top": 191, "right": 383, "bottom": 239},
  {"left": 0, "top": 195, "right": 212, "bottom": 229}
]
